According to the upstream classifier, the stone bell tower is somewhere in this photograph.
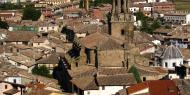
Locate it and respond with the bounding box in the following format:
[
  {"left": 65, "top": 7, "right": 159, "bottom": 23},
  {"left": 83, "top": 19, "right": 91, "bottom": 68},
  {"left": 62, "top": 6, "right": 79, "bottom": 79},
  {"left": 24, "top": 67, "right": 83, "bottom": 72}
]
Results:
[{"left": 111, "top": 0, "right": 134, "bottom": 41}]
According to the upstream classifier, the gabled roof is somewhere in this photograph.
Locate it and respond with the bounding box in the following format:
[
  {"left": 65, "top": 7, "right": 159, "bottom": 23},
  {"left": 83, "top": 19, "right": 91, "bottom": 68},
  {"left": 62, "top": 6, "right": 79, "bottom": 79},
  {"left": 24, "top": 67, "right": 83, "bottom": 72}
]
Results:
[
  {"left": 80, "top": 32, "right": 124, "bottom": 50},
  {"left": 37, "top": 53, "right": 61, "bottom": 64},
  {"left": 71, "top": 73, "right": 137, "bottom": 90},
  {"left": 70, "top": 76, "right": 98, "bottom": 90}
]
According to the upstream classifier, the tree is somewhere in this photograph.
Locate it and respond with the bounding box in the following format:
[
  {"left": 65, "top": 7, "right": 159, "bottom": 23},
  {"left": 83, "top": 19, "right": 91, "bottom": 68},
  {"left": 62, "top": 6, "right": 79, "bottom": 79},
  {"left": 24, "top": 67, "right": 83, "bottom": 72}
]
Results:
[
  {"left": 22, "top": 6, "right": 41, "bottom": 21},
  {"left": 0, "top": 21, "right": 9, "bottom": 29},
  {"left": 32, "top": 65, "right": 52, "bottom": 78},
  {"left": 134, "top": 12, "right": 161, "bottom": 34},
  {"left": 128, "top": 65, "right": 142, "bottom": 83},
  {"left": 79, "top": 0, "right": 83, "bottom": 8}
]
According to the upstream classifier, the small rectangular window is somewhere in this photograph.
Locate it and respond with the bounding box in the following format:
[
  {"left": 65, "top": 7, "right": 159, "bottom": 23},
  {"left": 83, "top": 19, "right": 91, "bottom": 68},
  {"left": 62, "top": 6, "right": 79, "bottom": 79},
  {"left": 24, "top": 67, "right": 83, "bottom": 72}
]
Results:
[
  {"left": 143, "top": 77, "right": 146, "bottom": 81},
  {"left": 173, "top": 63, "right": 176, "bottom": 67},
  {"left": 87, "top": 91, "right": 90, "bottom": 95},
  {"left": 13, "top": 79, "right": 16, "bottom": 83},
  {"left": 5, "top": 85, "right": 7, "bottom": 89},
  {"left": 165, "top": 62, "right": 168, "bottom": 67},
  {"left": 102, "top": 86, "right": 105, "bottom": 90},
  {"left": 121, "top": 30, "right": 125, "bottom": 35}
]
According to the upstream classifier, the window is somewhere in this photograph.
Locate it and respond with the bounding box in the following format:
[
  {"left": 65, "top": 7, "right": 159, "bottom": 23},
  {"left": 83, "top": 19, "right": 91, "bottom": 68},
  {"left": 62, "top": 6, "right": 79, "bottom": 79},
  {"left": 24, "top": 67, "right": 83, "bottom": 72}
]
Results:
[
  {"left": 102, "top": 86, "right": 105, "bottom": 90},
  {"left": 17, "top": 63, "right": 21, "bottom": 66},
  {"left": 143, "top": 77, "right": 146, "bottom": 81},
  {"left": 13, "top": 79, "right": 16, "bottom": 83},
  {"left": 17, "top": 49, "right": 19, "bottom": 52},
  {"left": 5, "top": 85, "right": 7, "bottom": 89},
  {"left": 165, "top": 62, "right": 168, "bottom": 67},
  {"left": 173, "top": 63, "right": 176, "bottom": 67},
  {"left": 121, "top": 29, "right": 125, "bottom": 35},
  {"left": 87, "top": 91, "right": 90, "bottom": 95}
]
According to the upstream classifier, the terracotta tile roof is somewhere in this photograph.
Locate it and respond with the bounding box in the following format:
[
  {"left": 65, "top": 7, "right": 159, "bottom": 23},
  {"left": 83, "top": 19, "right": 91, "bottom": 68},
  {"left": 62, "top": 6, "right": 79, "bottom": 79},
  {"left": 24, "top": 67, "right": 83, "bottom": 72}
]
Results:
[
  {"left": 148, "top": 80, "right": 179, "bottom": 95},
  {"left": 80, "top": 32, "right": 124, "bottom": 50},
  {"left": 135, "top": 64, "right": 168, "bottom": 76},
  {"left": 130, "top": 3, "right": 152, "bottom": 8},
  {"left": 30, "top": 37, "right": 47, "bottom": 43},
  {"left": 71, "top": 73, "right": 137, "bottom": 90},
  {"left": 127, "top": 80, "right": 179, "bottom": 95},
  {"left": 152, "top": 2, "right": 175, "bottom": 6},
  {"left": 5, "top": 31, "right": 36, "bottom": 42},
  {"left": 127, "top": 82, "right": 148, "bottom": 94},
  {"left": 133, "top": 31, "right": 154, "bottom": 44},
  {"left": 68, "top": 65, "right": 96, "bottom": 78},
  {"left": 98, "top": 67, "right": 128, "bottom": 75},
  {"left": 24, "top": 89, "right": 65, "bottom": 95},
  {"left": 71, "top": 76, "right": 98, "bottom": 90},
  {"left": 0, "top": 64, "right": 60, "bottom": 90},
  {"left": 3, "top": 89, "right": 19, "bottom": 95},
  {"left": 153, "top": 35, "right": 164, "bottom": 41},
  {"left": 20, "top": 50, "right": 44, "bottom": 60},
  {"left": 180, "top": 48, "right": 190, "bottom": 60},
  {"left": 8, "top": 54, "right": 36, "bottom": 67},
  {"left": 173, "top": 79, "right": 190, "bottom": 95},
  {"left": 97, "top": 74, "right": 137, "bottom": 86},
  {"left": 37, "top": 53, "right": 60, "bottom": 64},
  {"left": 131, "top": 0, "right": 146, "bottom": 2},
  {"left": 154, "top": 27, "right": 173, "bottom": 34}
]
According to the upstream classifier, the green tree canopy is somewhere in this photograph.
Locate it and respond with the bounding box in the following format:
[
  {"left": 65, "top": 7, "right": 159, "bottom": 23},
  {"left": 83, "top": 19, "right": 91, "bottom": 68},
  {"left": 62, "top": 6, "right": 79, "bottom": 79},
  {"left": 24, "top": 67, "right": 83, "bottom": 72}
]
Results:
[
  {"left": 0, "top": 21, "right": 9, "bottom": 29},
  {"left": 134, "top": 12, "right": 161, "bottom": 34},
  {"left": 128, "top": 65, "right": 142, "bottom": 83},
  {"left": 22, "top": 6, "right": 41, "bottom": 21},
  {"left": 32, "top": 65, "right": 52, "bottom": 78}
]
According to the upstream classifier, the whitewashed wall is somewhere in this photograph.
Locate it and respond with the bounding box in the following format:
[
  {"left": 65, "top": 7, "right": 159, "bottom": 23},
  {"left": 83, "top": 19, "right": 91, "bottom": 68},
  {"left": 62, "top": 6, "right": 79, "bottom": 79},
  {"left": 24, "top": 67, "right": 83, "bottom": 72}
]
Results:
[
  {"left": 162, "top": 58, "right": 183, "bottom": 70},
  {"left": 84, "top": 86, "right": 129, "bottom": 95}
]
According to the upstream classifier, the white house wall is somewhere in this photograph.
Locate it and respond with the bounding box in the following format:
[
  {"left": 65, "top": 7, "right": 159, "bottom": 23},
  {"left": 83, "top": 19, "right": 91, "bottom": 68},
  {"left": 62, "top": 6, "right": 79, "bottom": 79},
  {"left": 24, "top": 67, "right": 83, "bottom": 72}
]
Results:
[
  {"left": 84, "top": 86, "right": 128, "bottom": 95},
  {"left": 4, "top": 77, "right": 22, "bottom": 84},
  {"left": 8, "top": 60, "right": 29, "bottom": 70},
  {"left": 147, "top": 0, "right": 156, "bottom": 3},
  {"left": 162, "top": 58, "right": 183, "bottom": 70},
  {"left": 186, "top": 14, "right": 190, "bottom": 24}
]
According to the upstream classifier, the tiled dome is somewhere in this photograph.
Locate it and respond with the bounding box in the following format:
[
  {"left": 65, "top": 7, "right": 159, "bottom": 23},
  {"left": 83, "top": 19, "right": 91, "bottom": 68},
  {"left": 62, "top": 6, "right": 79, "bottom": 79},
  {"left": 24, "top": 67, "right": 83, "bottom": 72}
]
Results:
[{"left": 161, "top": 45, "right": 183, "bottom": 59}]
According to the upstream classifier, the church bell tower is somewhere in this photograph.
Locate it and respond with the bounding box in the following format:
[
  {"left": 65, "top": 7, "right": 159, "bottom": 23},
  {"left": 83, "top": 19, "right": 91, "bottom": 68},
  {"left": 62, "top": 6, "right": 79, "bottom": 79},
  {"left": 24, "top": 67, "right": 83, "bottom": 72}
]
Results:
[{"left": 111, "top": 0, "right": 134, "bottom": 41}]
